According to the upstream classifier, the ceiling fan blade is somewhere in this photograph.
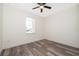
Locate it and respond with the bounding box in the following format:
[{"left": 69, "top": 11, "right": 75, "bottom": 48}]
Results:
[
  {"left": 37, "top": 3, "right": 46, "bottom": 6},
  {"left": 44, "top": 6, "right": 52, "bottom": 9},
  {"left": 32, "top": 6, "right": 40, "bottom": 9},
  {"left": 40, "top": 8, "right": 43, "bottom": 13}
]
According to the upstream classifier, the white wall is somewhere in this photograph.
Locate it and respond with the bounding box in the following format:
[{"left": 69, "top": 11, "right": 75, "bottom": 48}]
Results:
[
  {"left": 3, "top": 4, "right": 44, "bottom": 49},
  {"left": 0, "top": 4, "right": 3, "bottom": 53},
  {"left": 45, "top": 5, "right": 79, "bottom": 48}
]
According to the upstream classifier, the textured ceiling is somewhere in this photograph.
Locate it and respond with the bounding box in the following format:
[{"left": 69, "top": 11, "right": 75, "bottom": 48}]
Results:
[{"left": 4, "top": 3, "right": 77, "bottom": 17}]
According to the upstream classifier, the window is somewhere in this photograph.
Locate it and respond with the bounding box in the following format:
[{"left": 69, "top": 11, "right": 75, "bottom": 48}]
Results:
[{"left": 26, "top": 17, "right": 35, "bottom": 33}]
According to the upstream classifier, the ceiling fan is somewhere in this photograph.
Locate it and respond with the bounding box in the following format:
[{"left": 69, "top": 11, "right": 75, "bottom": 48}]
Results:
[{"left": 32, "top": 3, "right": 52, "bottom": 13}]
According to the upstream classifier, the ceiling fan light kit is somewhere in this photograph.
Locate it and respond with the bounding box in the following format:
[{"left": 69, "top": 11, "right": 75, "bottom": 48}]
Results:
[{"left": 40, "top": 6, "right": 43, "bottom": 9}]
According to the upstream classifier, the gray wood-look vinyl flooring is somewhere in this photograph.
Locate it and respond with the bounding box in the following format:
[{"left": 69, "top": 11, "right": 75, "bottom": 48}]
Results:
[{"left": 1, "top": 39, "right": 79, "bottom": 56}]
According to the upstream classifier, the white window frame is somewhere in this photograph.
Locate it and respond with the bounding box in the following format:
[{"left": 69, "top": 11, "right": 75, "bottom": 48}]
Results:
[{"left": 26, "top": 17, "right": 35, "bottom": 33}]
